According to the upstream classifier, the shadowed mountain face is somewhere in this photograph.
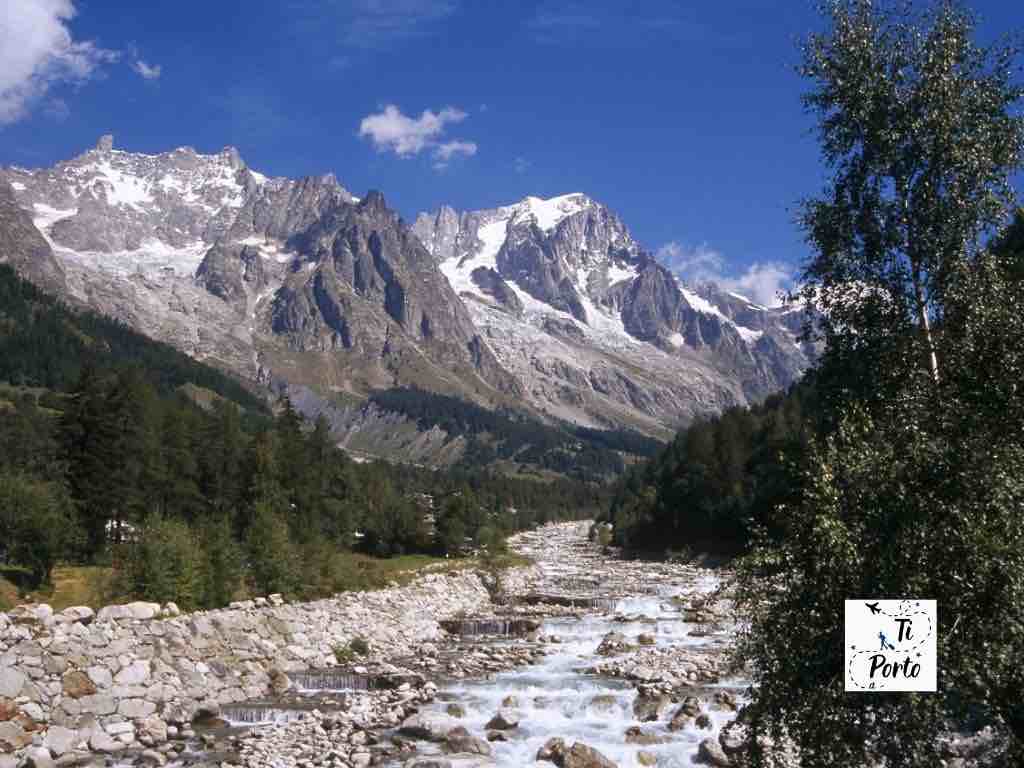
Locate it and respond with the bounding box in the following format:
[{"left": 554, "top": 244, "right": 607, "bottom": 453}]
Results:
[{"left": 0, "top": 137, "right": 811, "bottom": 441}]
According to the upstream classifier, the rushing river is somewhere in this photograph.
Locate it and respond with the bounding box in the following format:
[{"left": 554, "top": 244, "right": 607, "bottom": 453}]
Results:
[{"left": 389, "top": 578, "right": 746, "bottom": 768}]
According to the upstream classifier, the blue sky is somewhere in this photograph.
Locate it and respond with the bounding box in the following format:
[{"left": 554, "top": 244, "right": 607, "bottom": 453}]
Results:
[{"left": 1, "top": 0, "right": 1021, "bottom": 304}]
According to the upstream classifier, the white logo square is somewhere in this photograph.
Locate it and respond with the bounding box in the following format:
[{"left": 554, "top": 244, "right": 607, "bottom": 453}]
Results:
[{"left": 844, "top": 599, "right": 937, "bottom": 692}]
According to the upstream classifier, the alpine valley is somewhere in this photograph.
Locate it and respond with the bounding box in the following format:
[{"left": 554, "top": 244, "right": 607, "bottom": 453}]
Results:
[{"left": 0, "top": 136, "right": 814, "bottom": 467}]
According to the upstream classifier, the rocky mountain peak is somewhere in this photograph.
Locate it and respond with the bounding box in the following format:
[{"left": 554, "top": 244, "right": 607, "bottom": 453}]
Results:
[{"left": 96, "top": 134, "right": 114, "bottom": 152}]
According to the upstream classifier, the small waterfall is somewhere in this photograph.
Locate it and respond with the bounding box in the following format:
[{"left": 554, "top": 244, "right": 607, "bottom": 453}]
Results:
[
  {"left": 290, "top": 670, "right": 376, "bottom": 692},
  {"left": 440, "top": 618, "right": 541, "bottom": 637},
  {"left": 222, "top": 705, "right": 309, "bottom": 726}
]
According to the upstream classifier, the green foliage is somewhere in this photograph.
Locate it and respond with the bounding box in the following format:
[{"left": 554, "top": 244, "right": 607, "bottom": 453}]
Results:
[
  {"left": 117, "top": 515, "right": 203, "bottom": 610},
  {"left": 245, "top": 500, "right": 301, "bottom": 598},
  {"left": 0, "top": 267, "right": 602, "bottom": 610},
  {"left": 604, "top": 382, "right": 816, "bottom": 555},
  {"left": 732, "top": 3, "right": 1024, "bottom": 765},
  {"left": 332, "top": 636, "right": 370, "bottom": 664},
  {"left": 369, "top": 387, "right": 661, "bottom": 481},
  {"left": 0, "top": 473, "right": 77, "bottom": 587}
]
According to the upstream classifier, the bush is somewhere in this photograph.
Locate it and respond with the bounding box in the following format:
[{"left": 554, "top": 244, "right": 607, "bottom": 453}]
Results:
[
  {"left": 333, "top": 637, "right": 370, "bottom": 664},
  {"left": 0, "top": 473, "right": 78, "bottom": 587},
  {"left": 118, "top": 515, "right": 202, "bottom": 610}
]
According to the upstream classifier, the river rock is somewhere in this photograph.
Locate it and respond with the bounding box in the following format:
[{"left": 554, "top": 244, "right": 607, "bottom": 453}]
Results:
[
  {"left": 399, "top": 713, "right": 459, "bottom": 741},
  {"left": 21, "top": 747, "right": 54, "bottom": 768},
  {"left": 87, "top": 731, "right": 122, "bottom": 754},
  {"left": 61, "top": 672, "right": 96, "bottom": 700},
  {"left": 445, "top": 704, "right": 466, "bottom": 718},
  {"left": 633, "top": 693, "right": 670, "bottom": 722},
  {"left": 43, "top": 726, "right": 79, "bottom": 756},
  {"left": 564, "top": 742, "right": 616, "bottom": 768},
  {"left": 637, "top": 751, "right": 657, "bottom": 767},
  {"left": 0, "top": 671, "right": 26, "bottom": 700},
  {"left": 696, "top": 737, "right": 730, "bottom": 766},
  {"left": 483, "top": 710, "right": 517, "bottom": 731},
  {"left": 445, "top": 727, "right": 492, "bottom": 756},
  {"left": 536, "top": 737, "right": 566, "bottom": 764},
  {"left": 137, "top": 716, "right": 167, "bottom": 745},
  {"left": 56, "top": 607, "right": 94, "bottom": 625},
  {"left": 637, "top": 634, "right": 656, "bottom": 646},
  {"left": 624, "top": 727, "right": 668, "bottom": 746},
  {"left": 0, "top": 722, "right": 31, "bottom": 752},
  {"left": 596, "top": 632, "right": 631, "bottom": 656}
]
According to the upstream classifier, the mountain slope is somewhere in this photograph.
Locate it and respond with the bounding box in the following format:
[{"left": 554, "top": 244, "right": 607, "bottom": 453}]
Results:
[
  {"left": 413, "top": 195, "right": 815, "bottom": 436},
  {"left": 1, "top": 136, "right": 516, "bottom": 407}
]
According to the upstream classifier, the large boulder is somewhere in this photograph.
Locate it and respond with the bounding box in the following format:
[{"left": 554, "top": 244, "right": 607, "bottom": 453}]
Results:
[
  {"left": 445, "top": 727, "right": 492, "bottom": 757},
  {"left": 536, "top": 737, "right": 566, "bottom": 764},
  {"left": 696, "top": 737, "right": 730, "bottom": 767},
  {"left": 398, "top": 713, "right": 459, "bottom": 742},
  {"left": 632, "top": 692, "right": 671, "bottom": 722},
  {"left": 483, "top": 710, "right": 517, "bottom": 731},
  {"left": 563, "top": 742, "right": 617, "bottom": 768}
]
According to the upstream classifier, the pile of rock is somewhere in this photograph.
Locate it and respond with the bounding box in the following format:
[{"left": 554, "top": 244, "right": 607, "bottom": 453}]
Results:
[{"left": 0, "top": 565, "right": 538, "bottom": 766}]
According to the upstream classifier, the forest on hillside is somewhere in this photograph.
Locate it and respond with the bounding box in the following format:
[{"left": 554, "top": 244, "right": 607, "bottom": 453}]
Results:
[
  {"left": 368, "top": 387, "right": 662, "bottom": 481},
  {"left": 0, "top": 265, "right": 601, "bottom": 609}
]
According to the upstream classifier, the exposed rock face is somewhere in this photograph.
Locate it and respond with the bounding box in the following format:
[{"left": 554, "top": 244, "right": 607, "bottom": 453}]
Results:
[
  {"left": 1, "top": 138, "right": 811, "bottom": 439},
  {"left": 414, "top": 193, "right": 815, "bottom": 436},
  {"left": 0, "top": 139, "right": 516, "bottom": 406},
  {"left": 0, "top": 183, "right": 65, "bottom": 293}
]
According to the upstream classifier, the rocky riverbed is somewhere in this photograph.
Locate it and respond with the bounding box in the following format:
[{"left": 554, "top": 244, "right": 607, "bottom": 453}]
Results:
[
  {"left": 195, "top": 522, "right": 749, "bottom": 768},
  {"left": 1, "top": 521, "right": 753, "bottom": 768}
]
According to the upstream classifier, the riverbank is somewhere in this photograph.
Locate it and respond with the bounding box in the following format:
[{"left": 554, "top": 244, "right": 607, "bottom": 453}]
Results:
[{"left": 0, "top": 555, "right": 540, "bottom": 768}]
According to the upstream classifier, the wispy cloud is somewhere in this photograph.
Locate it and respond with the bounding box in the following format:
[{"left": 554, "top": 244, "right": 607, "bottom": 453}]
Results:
[
  {"left": 292, "top": 0, "right": 459, "bottom": 54},
  {"left": 359, "top": 104, "right": 477, "bottom": 171},
  {"left": 0, "top": 0, "right": 119, "bottom": 126},
  {"left": 433, "top": 139, "right": 477, "bottom": 169},
  {"left": 527, "top": 1, "right": 710, "bottom": 47},
  {"left": 656, "top": 241, "right": 793, "bottom": 307},
  {"left": 132, "top": 59, "right": 162, "bottom": 80},
  {"left": 514, "top": 156, "right": 531, "bottom": 174}
]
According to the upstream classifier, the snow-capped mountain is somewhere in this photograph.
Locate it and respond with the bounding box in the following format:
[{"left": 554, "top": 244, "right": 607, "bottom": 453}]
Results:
[
  {"left": 413, "top": 194, "right": 814, "bottom": 435},
  {"left": 0, "top": 136, "right": 516, "bottom": 402},
  {"left": 1, "top": 136, "right": 811, "bottom": 440}
]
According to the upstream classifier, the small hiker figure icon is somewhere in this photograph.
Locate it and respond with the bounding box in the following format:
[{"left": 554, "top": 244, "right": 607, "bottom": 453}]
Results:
[{"left": 878, "top": 631, "right": 896, "bottom": 651}]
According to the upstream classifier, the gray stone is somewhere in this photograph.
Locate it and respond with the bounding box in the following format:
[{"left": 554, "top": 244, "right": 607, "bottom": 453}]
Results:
[
  {"left": 696, "top": 737, "right": 730, "bottom": 767},
  {"left": 87, "top": 731, "right": 123, "bottom": 754},
  {"left": 398, "top": 713, "right": 459, "bottom": 742},
  {"left": 0, "top": 670, "right": 25, "bottom": 699},
  {"left": 136, "top": 717, "right": 166, "bottom": 745},
  {"left": 563, "top": 742, "right": 616, "bottom": 768},
  {"left": 56, "top": 608, "right": 94, "bottom": 626},
  {"left": 84, "top": 668, "right": 110, "bottom": 690},
  {"left": 76, "top": 695, "right": 116, "bottom": 716},
  {"left": 0, "top": 721, "right": 31, "bottom": 752},
  {"left": 445, "top": 727, "right": 491, "bottom": 757},
  {"left": 113, "top": 661, "right": 149, "bottom": 687},
  {"left": 117, "top": 699, "right": 156, "bottom": 719},
  {"left": 21, "top": 747, "right": 54, "bottom": 768},
  {"left": 43, "top": 725, "right": 79, "bottom": 756}
]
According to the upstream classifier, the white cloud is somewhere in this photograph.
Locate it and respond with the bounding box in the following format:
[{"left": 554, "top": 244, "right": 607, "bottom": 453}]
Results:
[
  {"left": 359, "top": 104, "right": 467, "bottom": 155},
  {"left": 514, "top": 156, "right": 531, "bottom": 174},
  {"left": 132, "top": 59, "right": 161, "bottom": 80},
  {"left": 0, "top": 0, "right": 119, "bottom": 125},
  {"left": 359, "top": 104, "right": 477, "bottom": 171},
  {"left": 656, "top": 240, "right": 793, "bottom": 307},
  {"left": 433, "top": 139, "right": 477, "bottom": 169}
]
